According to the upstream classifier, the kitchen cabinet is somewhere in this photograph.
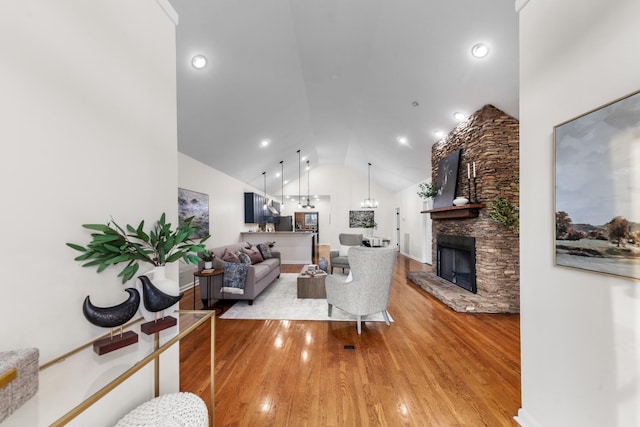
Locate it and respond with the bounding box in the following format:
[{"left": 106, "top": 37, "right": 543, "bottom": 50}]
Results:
[
  {"left": 244, "top": 192, "right": 266, "bottom": 224},
  {"left": 244, "top": 193, "right": 281, "bottom": 224}
]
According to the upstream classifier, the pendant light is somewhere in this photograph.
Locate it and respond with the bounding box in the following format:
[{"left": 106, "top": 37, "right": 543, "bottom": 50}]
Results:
[
  {"left": 361, "top": 162, "right": 378, "bottom": 208},
  {"left": 280, "top": 160, "right": 284, "bottom": 209},
  {"left": 262, "top": 171, "right": 267, "bottom": 210},
  {"left": 297, "top": 150, "right": 302, "bottom": 208},
  {"left": 302, "top": 160, "right": 315, "bottom": 209}
]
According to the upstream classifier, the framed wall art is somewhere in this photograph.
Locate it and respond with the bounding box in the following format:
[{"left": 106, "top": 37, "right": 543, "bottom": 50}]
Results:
[
  {"left": 554, "top": 89, "right": 640, "bottom": 280},
  {"left": 349, "top": 210, "right": 374, "bottom": 228},
  {"left": 433, "top": 149, "right": 461, "bottom": 208},
  {"left": 178, "top": 188, "right": 209, "bottom": 239}
]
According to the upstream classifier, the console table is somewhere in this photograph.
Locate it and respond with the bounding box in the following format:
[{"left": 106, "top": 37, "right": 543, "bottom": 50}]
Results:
[{"left": 3, "top": 311, "right": 215, "bottom": 427}]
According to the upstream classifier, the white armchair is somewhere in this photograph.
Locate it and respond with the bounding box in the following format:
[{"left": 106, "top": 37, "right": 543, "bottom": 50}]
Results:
[{"left": 325, "top": 246, "right": 397, "bottom": 334}]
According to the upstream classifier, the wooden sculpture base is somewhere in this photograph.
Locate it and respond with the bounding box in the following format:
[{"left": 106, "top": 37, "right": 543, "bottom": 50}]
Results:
[
  {"left": 93, "top": 331, "right": 138, "bottom": 355},
  {"left": 140, "top": 316, "right": 177, "bottom": 335}
]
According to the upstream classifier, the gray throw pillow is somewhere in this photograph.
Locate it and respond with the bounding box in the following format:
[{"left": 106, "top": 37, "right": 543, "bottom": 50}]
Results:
[
  {"left": 237, "top": 251, "right": 251, "bottom": 264},
  {"left": 256, "top": 242, "right": 272, "bottom": 259}
]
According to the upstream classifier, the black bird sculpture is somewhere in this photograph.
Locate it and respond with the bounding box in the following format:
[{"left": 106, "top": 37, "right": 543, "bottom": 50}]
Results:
[
  {"left": 138, "top": 275, "right": 183, "bottom": 321},
  {"left": 83, "top": 288, "right": 140, "bottom": 338}
]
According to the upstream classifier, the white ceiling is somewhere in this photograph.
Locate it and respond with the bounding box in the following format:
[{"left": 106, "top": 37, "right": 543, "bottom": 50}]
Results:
[{"left": 169, "top": 0, "right": 519, "bottom": 194}]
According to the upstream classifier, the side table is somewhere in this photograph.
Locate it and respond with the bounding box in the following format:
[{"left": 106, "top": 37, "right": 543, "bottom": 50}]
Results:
[{"left": 193, "top": 269, "right": 224, "bottom": 309}]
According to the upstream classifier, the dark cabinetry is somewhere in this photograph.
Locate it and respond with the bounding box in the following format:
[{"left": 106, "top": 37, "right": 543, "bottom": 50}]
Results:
[
  {"left": 244, "top": 192, "right": 266, "bottom": 224},
  {"left": 244, "top": 192, "right": 280, "bottom": 224}
]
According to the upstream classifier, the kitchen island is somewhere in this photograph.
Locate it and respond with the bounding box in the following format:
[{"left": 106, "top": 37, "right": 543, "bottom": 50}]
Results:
[{"left": 240, "top": 231, "right": 315, "bottom": 264}]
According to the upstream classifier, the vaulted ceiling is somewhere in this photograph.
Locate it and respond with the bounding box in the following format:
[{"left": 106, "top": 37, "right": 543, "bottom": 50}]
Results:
[{"left": 169, "top": 0, "right": 519, "bottom": 194}]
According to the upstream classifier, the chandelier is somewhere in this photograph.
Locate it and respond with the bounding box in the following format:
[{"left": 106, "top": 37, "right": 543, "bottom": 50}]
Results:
[
  {"left": 361, "top": 162, "right": 378, "bottom": 209},
  {"left": 301, "top": 160, "right": 315, "bottom": 209},
  {"left": 297, "top": 150, "right": 302, "bottom": 208}
]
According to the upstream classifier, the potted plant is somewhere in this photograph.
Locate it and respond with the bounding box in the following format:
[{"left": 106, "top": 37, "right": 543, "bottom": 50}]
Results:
[
  {"left": 363, "top": 217, "right": 377, "bottom": 237},
  {"left": 67, "top": 212, "right": 210, "bottom": 284},
  {"left": 417, "top": 182, "right": 438, "bottom": 200},
  {"left": 200, "top": 250, "right": 214, "bottom": 269}
]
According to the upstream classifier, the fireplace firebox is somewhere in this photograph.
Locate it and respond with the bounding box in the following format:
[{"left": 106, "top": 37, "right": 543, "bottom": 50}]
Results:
[{"left": 436, "top": 234, "right": 476, "bottom": 293}]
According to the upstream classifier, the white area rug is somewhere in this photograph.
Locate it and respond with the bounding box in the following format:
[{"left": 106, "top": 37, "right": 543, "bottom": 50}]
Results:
[{"left": 219, "top": 273, "right": 393, "bottom": 323}]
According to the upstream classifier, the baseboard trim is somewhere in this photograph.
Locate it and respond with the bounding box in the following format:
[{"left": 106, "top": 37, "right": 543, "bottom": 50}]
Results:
[
  {"left": 514, "top": 408, "right": 542, "bottom": 427},
  {"left": 180, "top": 281, "right": 195, "bottom": 292},
  {"left": 399, "top": 251, "right": 431, "bottom": 265}
]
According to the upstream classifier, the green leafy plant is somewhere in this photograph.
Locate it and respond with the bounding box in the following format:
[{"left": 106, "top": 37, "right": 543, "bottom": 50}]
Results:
[
  {"left": 199, "top": 250, "right": 214, "bottom": 262},
  {"left": 417, "top": 182, "right": 438, "bottom": 199},
  {"left": 488, "top": 197, "right": 519, "bottom": 234},
  {"left": 67, "top": 213, "right": 209, "bottom": 283},
  {"left": 363, "top": 218, "right": 378, "bottom": 229}
]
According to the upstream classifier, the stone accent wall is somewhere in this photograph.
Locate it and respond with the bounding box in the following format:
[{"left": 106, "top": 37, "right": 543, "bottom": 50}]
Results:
[{"left": 418, "top": 104, "right": 520, "bottom": 313}]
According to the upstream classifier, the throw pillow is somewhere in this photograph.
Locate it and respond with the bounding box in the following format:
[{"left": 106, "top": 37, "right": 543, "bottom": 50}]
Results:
[
  {"left": 242, "top": 247, "right": 264, "bottom": 264},
  {"left": 339, "top": 244, "right": 353, "bottom": 257},
  {"left": 221, "top": 262, "right": 249, "bottom": 295},
  {"left": 256, "top": 242, "right": 272, "bottom": 259},
  {"left": 222, "top": 248, "right": 241, "bottom": 263},
  {"left": 237, "top": 251, "right": 251, "bottom": 265}
]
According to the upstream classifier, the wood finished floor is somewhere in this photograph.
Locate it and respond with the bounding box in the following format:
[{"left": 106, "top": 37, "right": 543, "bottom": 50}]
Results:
[{"left": 179, "top": 246, "right": 521, "bottom": 426}]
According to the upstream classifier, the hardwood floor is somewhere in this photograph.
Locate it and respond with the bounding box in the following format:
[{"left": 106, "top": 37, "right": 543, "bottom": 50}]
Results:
[{"left": 179, "top": 246, "right": 521, "bottom": 426}]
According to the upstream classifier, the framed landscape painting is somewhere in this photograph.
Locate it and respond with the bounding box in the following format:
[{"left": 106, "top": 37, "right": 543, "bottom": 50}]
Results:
[
  {"left": 554, "top": 89, "right": 640, "bottom": 280},
  {"left": 178, "top": 188, "right": 209, "bottom": 239}
]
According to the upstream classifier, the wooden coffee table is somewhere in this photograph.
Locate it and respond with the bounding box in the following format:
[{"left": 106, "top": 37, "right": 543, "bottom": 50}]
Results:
[{"left": 297, "top": 266, "right": 327, "bottom": 299}]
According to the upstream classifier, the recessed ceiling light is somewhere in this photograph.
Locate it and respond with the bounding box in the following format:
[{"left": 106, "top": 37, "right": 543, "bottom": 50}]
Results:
[
  {"left": 471, "top": 43, "right": 489, "bottom": 59},
  {"left": 433, "top": 130, "right": 445, "bottom": 139},
  {"left": 412, "top": 101, "right": 419, "bottom": 107},
  {"left": 453, "top": 112, "right": 466, "bottom": 121},
  {"left": 260, "top": 139, "right": 270, "bottom": 147},
  {"left": 397, "top": 136, "right": 408, "bottom": 145},
  {"left": 191, "top": 55, "right": 207, "bottom": 69}
]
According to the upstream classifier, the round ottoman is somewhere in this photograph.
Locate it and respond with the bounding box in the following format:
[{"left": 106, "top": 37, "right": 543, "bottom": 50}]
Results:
[{"left": 114, "top": 392, "right": 208, "bottom": 427}]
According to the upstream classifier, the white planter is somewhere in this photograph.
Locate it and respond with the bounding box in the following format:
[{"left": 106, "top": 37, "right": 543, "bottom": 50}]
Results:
[{"left": 204, "top": 261, "right": 213, "bottom": 269}]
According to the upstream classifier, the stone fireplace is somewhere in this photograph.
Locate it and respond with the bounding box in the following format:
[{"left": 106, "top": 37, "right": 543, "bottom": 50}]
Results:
[{"left": 408, "top": 104, "right": 520, "bottom": 313}]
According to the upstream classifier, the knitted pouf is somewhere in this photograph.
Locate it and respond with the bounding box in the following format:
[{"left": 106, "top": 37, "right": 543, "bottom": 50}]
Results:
[{"left": 114, "top": 392, "right": 208, "bottom": 427}]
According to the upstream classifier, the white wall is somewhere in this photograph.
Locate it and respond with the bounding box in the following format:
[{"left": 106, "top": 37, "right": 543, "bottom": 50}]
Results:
[
  {"left": 394, "top": 182, "right": 433, "bottom": 263},
  {"left": 518, "top": 0, "right": 640, "bottom": 426},
  {"left": 0, "top": 1, "right": 179, "bottom": 425},
  {"left": 178, "top": 153, "right": 265, "bottom": 245}
]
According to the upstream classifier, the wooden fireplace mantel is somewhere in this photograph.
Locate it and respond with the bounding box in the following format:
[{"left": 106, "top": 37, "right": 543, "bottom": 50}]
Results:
[{"left": 421, "top": 203, "right": 485, "bottom": 220}]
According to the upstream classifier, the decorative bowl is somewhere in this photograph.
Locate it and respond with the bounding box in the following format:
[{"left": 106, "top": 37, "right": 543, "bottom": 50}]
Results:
[{"left": 453, "top": 197, "right": 469, "bottom": 206}]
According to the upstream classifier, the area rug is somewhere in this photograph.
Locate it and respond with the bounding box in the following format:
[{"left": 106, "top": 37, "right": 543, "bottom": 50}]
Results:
[{"left": 219, "top": 273, "right": 393, "bottom": 322}]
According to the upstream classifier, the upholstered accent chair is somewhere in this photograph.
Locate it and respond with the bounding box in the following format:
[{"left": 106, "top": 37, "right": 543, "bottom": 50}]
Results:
[
  {"left": 329, "top": 233, "right": 363, "bottom": 274},
  {"left": 325, "top": 246, "right": 397, "bottom": 334}
]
